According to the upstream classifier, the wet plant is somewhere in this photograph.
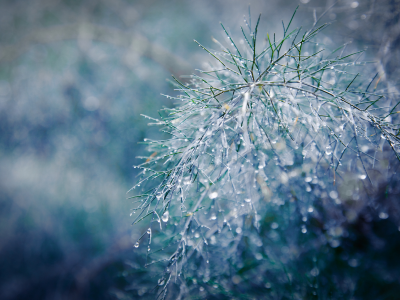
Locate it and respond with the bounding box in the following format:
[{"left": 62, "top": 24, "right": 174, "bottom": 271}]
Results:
[{"left": 129, "top": 8, "right": 400, "bottom": 299}]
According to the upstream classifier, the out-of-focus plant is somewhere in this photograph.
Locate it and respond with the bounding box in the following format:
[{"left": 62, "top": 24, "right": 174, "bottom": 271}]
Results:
[{"left": 130, "top": 8, "right": 400, "bottom": 299}]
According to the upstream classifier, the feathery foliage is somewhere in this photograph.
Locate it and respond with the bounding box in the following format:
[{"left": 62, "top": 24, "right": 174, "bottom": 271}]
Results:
[{"left": 129, "top": 8, "right": 400, "bottom": 299}]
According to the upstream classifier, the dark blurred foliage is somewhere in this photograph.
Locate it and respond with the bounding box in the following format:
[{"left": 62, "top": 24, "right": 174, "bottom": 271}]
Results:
[
  {"left": 0, "top": 0, "right": 399, "bottom": 299},
  {"left": 150, "top": 184, "right": 400, "bottom": 299}
]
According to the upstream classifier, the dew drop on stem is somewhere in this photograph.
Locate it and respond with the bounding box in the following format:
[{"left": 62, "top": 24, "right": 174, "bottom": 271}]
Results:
[
  {"left": 162, "top": 211, "right": 169, "bottom": 222},
  {"left": 209, "top": 192, "right": 218, "bottom": 199}
]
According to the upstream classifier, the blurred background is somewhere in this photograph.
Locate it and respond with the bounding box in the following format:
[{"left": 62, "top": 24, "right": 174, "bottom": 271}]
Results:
[{"left": 0, "top": 0, "right": 398, "bottom": 299}]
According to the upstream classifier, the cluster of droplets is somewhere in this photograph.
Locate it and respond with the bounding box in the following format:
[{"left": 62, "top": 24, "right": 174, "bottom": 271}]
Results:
[{"left": 128, "top": 12, "right": 400, "bottom": 298}]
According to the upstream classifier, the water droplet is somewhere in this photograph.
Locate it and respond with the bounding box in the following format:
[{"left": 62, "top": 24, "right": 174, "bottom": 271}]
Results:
[
  {"left": 330, "top": 240, "right": 340, "bottom": 248},
  {"left": 162, "top": 211, "right": 169, "bottom": 222},
  {"left": 308, "top": 206, "right": 314, "bottom": 213},
  {"left": 271, "top": 222, "right": 278, "bottom": 229},
  {"left": 210, "top": 214, "right": 217, "bottom": 220},
  {"left": 351, "top": 1, "right": 359, "bottom": 8},
  {"left": 329, "top": 191, "right": 338, "bottom": 199},
  {"left": 348, "top": 258, "right": 358, "bottom": 267},
  {"left": 195, "top": 233, "right": 200, "bottom": 238},
  {"left": 209, "top": 192, "right": 218, "bottom": 199},
  {"left": 301, "top": 226, "right": 307, "bottom": 233},
  {"left": 359, "top": 174, "right": 367, "bottom": 180},
  {"left": 379, "top": 212, "right": 389, "bottom": 219},
  {"left": 134, "top": 242, "right": 139, "bottom": 248},
  {"left": 244, "top": 198, "right": 251, "bottom": 203},
  {"left": 310, "top": 267, "right": 319, "bottom": 276},
  {"left": 158, "top": 279, "right": 165, "bottom": 286},
  {"left": 305, "top": 176, "right": 312, "bottom": 183},
  {"left": 147, "top": 228, "right": 151, "bottom": 234}
]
